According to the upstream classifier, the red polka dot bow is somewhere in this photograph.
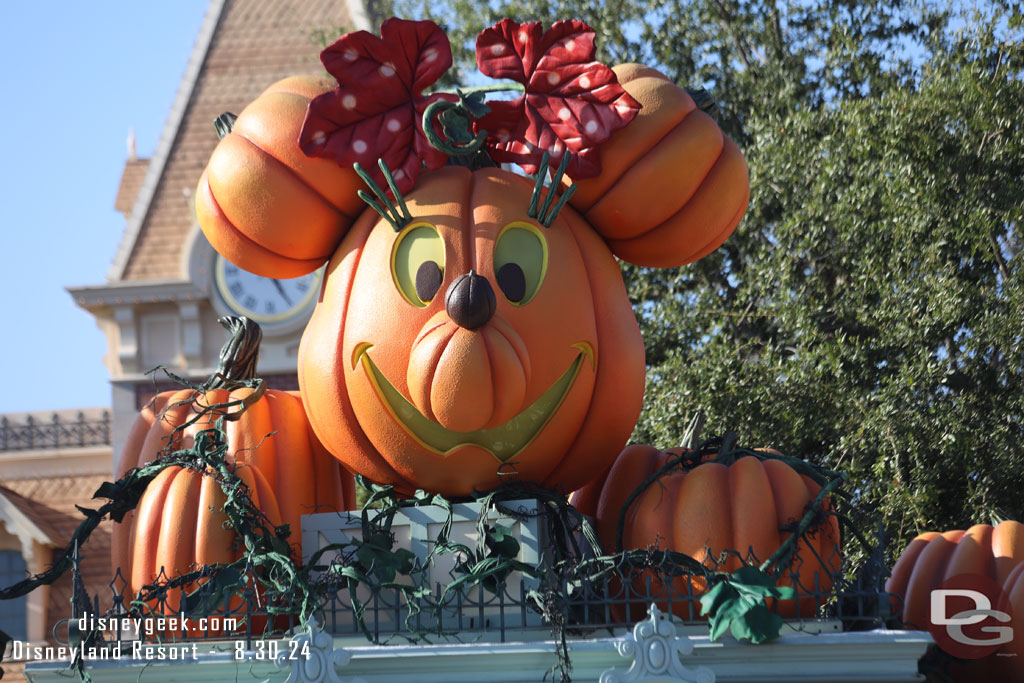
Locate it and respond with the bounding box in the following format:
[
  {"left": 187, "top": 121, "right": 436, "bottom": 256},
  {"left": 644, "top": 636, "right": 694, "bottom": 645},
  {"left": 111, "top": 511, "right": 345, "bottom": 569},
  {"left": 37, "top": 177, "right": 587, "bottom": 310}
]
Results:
[
  {"left": 299, "top": 17, "right": 640, "bottom": 193},
  {"left": 298, "top": 18, "right": 456, "bottom": 193}
]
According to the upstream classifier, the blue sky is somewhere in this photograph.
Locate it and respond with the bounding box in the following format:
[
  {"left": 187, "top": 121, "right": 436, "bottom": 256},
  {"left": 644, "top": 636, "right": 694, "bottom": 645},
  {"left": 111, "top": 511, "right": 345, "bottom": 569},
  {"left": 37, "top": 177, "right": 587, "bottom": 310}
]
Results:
[{"left": 0, "top": 2, "right": 209, "bottom": 412}]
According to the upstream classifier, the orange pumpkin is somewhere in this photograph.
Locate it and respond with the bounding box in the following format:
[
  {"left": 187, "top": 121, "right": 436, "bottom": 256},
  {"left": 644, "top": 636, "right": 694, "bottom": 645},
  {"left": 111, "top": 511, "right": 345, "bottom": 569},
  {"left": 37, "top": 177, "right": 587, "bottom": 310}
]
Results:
[
  {"left": 195, "top": 58, "right": 747, "bottom": 498},
  {"left": 111, "top": 319, "right": 356, "bottom": 607},
  {"left": 195, "top": 76, "right": 365, "bottom": 278},
  {"left": 886, "top": 521, "right": 1024, "bottom": 681},
  {"left": 567, "top": 64, "right": 750, "bottom": 267},
  {"left": 298, "top": 166, "right": 646, "bottom": 497},
  {"left": 574, "top": 445, "right": 841, "bottom": 620}
]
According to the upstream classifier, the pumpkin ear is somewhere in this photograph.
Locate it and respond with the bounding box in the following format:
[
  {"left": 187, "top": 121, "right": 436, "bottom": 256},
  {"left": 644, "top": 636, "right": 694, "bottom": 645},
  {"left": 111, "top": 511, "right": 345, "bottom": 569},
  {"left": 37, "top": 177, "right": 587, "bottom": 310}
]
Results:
[
  {"left": 195, "top": 76, "right": 366, "bottom": 279},
  {"left": 567, "top": 64, "right": 750, "bottom": 268}
]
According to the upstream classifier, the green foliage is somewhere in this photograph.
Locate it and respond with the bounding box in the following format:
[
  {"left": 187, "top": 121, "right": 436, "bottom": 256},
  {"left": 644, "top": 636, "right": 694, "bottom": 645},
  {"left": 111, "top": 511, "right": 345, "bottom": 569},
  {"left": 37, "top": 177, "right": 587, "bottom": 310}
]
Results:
[
  {"left": 701, "top": 565, "right": 795, "bottom": 643},
  {"left": 383, "top": 0, "right": 1024, "bottom": 560}
]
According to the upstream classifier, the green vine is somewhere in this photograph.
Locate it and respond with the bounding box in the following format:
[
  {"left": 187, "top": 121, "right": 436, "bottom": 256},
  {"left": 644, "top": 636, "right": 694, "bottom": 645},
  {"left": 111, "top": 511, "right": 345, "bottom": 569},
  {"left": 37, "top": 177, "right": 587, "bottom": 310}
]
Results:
[{"left": 0, "top": 335, "right": 869, "bottom": 683}]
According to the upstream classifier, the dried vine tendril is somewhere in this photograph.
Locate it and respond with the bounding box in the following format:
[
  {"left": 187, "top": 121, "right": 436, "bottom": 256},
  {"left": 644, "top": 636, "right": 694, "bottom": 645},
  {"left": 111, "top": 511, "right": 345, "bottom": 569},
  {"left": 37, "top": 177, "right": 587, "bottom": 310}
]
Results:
[{"left": 1, "top": 350, "right": 870, "bottom": 683}]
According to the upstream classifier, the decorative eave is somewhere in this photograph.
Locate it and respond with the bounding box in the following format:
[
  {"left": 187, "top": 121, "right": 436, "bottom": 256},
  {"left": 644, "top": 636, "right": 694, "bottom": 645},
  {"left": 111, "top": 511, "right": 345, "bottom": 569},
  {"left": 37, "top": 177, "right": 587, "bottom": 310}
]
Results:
[
  {"left": 67, "top": 279, "right": 206, "bottom": 312},
  {"left": 105, "top": 0, "right": 228, "bottom": 284}
]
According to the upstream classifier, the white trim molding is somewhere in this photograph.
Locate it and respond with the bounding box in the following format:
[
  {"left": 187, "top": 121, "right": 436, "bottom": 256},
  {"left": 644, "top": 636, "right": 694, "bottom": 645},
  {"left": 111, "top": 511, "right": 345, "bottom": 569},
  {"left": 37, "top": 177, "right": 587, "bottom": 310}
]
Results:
[
  {"left": 0, "top": 445, "right": 110, "bottom": 481},
  {"left": 68, "top": 279, "right": 206, "bottom": 311},
  {"left": 24, "top": 626, "right": 932, "bottom": 682},
  {"left": 602, "top": 605, "right": 715, "bottom": 682}
]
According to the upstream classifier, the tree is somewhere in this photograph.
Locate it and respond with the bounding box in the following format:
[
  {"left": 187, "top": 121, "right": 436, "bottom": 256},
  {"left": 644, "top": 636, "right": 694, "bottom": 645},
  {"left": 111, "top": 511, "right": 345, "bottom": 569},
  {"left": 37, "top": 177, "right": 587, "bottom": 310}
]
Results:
[{"left": 379, "top": 0, "right": 1024, "bottom": 557}]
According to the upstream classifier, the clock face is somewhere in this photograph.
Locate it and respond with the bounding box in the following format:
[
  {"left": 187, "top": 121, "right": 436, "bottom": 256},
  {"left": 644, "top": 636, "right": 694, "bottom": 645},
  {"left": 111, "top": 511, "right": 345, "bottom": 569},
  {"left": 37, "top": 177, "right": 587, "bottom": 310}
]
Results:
[{"left": 214, "top": 256, "right": 323, "bottom": 324}]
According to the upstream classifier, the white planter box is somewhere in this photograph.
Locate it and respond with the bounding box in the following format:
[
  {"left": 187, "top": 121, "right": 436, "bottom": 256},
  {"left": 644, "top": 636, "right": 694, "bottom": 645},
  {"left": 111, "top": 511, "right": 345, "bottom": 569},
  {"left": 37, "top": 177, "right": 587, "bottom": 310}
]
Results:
[{"left": 301, "top": 500, "right": 547, "bottom": 636}]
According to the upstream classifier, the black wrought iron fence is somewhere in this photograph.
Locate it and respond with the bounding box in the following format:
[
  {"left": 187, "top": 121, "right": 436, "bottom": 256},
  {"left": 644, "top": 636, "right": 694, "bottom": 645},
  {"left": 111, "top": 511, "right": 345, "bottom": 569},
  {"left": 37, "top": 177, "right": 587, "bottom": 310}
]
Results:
[
  {"left": 70, "top": 541, "right": 894, "bottom": 652},
  {"left": 0, "top": 412, "right": 111, "bottom": 451},
  {"left": 311, "top": 542, "right": 895, "bottom": 644}
]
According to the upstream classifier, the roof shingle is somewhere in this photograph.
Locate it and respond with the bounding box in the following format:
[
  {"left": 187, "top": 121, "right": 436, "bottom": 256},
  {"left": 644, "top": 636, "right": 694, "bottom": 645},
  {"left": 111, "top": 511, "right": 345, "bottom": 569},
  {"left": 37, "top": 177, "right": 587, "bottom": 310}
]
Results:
[{"left": 118, "top": 0, "right": 355, "bottom": 281}]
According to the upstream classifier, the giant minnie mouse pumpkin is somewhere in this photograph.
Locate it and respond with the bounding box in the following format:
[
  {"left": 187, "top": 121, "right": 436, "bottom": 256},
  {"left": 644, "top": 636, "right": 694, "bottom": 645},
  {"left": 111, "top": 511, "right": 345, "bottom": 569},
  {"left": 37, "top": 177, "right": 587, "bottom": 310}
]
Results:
[{"left": 196, "top": 18, "right": 749, "bottom": 497}]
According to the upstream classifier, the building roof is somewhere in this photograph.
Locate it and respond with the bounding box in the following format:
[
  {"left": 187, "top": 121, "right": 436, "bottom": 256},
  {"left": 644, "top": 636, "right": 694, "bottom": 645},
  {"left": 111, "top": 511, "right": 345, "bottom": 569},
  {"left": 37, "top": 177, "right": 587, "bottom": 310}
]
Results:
[
  {"left": 114, "top": 157, "right": 150, "bottom": 218},
  {"left": 0, "top": 475, "right": 113, "bottom": 646},
  {"left": 108, "top": 0, "right": 369, "bottom": 283},
  {"left": 0, "top": 485, "right": 63, "bottom": 543}
]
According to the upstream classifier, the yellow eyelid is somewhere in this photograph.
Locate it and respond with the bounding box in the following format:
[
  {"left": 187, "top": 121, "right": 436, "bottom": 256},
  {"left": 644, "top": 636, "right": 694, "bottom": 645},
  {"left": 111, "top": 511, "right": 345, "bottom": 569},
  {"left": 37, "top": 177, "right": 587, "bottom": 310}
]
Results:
[
  {"left": 494, "top": 221, "right": 548, "bottom": 306},
  {"left": 391, "top": 221, "right": 444, "bottom": 307}
]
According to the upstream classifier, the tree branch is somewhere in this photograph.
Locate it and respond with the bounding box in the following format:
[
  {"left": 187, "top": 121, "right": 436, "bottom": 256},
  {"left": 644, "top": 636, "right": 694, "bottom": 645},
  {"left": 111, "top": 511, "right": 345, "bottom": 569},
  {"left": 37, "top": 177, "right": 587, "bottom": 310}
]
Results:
[
  {"left": 712, "top": 0, "right": 754, "bottom": 70},
  {"left": 988, "top": 230, "right": 1010, "bottom": 282}
]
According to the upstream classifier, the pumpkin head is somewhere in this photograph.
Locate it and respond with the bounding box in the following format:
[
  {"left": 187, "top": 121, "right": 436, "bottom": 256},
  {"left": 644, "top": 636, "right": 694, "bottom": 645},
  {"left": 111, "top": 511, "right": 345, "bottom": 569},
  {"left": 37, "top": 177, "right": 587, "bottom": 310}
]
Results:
[
  {"left": 299, "top": 166, "right": 644, "bottom": 496},
  {"left": 194, "top": 18, "right": 750, "bottom": 497}
]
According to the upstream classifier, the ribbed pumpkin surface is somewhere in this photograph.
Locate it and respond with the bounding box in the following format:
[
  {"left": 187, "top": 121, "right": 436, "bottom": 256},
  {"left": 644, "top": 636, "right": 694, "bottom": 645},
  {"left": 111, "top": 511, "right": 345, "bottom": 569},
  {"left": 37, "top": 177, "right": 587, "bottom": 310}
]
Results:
[
  {"left": 195, "top": 76, "right": 364, "bottom": 278},
  {"left": 886, "top": 521, "right": 1024, "bottom": 680},
  {"left": 568, "top": 64, "right": 750, "bottom": 267},
  {"left": 575, "top": 445, "right": 840, "bottom": 620},
  {"left": 111, "top": 387, "right": 355, "bottom": 599}
]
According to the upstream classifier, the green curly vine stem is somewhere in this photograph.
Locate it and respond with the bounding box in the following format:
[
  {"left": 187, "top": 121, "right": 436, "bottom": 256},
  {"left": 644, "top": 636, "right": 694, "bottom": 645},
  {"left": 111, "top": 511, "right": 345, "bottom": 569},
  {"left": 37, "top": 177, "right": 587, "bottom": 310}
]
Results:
[{"left": 422, "top": 99, "right": 488, "bottom": 157}]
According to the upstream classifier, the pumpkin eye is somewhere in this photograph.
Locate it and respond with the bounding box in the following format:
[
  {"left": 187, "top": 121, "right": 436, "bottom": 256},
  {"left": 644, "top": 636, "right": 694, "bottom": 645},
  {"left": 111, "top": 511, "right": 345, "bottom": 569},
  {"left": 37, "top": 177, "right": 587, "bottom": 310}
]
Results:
[
  {"left": 494, "top": 223, "right": 547, "bottom": 305},
  {"left": 392, "top": 223, "right": 445, "bottom": 307}
]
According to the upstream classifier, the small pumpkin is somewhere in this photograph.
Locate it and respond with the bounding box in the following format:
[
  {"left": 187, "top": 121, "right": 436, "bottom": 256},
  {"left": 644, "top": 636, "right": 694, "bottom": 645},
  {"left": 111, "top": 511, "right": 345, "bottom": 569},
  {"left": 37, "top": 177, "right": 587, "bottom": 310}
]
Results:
[
  {"left": 574, "top": 444, "right": 841, "bottom": 620},
  {"left": 111, "top": 317, "right": 356, "bottom": 606},
  {"left": 886, "top": 521, "right": 1024, "bottom": 680},
  {"left": 194, "top": 76, "right": 365, "bottom": 278},
  {"left": 567, "top": 64, "right": 750, "bottom": 267}
]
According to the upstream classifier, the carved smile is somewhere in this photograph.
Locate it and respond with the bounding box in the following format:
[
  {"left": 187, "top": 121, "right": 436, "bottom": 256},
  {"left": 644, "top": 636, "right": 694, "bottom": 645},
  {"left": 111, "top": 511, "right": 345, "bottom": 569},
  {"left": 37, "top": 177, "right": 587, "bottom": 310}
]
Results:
[{"left": 353, "top": 342, "right": 594, "bottom": 463}]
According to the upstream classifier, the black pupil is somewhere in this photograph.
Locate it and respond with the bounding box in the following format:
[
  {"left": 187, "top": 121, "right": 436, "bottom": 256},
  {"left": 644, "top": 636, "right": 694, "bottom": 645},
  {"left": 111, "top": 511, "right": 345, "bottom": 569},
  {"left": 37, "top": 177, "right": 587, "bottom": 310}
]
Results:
[
  {"left": 497, "top": 262, "right": 527, "bottom": 302},
  {"left": 415, "top": 261, "right": 443, "bottom": 302}
]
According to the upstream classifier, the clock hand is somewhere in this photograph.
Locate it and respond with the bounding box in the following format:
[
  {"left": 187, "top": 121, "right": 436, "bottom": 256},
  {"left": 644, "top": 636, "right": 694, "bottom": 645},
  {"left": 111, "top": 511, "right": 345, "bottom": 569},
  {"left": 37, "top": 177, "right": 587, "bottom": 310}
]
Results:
[{"left": 272, "top": 279, "right": 293, "bottom": 306}]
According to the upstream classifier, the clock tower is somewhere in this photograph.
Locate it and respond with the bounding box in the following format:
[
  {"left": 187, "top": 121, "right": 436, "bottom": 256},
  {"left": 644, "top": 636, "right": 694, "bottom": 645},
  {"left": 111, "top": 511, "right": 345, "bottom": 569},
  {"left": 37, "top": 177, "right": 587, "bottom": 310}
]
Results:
[{"left": 69, "top": 0, "right": 369, "bottom": 466}]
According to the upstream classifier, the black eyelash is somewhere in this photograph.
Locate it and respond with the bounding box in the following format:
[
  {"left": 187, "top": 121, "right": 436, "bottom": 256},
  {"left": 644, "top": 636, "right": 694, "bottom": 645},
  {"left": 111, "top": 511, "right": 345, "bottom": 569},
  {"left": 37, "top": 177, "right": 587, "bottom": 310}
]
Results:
[{"left": 527, "top": 152, "right": 578, "bottom": 228}]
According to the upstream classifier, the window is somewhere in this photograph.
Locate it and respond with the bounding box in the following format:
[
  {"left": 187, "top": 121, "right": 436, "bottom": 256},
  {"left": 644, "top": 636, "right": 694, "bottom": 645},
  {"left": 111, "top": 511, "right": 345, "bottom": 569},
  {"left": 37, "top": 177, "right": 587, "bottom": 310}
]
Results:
[{"left": 0, "top": 550, "right": 27, "bottom": 640}]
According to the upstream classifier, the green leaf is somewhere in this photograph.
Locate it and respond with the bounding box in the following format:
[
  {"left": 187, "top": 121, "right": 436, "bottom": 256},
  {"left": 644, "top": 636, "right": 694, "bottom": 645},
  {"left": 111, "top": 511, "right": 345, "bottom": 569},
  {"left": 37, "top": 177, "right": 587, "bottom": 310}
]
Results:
[
  {"left": 732, "top": 565, "right": 775, "bottom": 588},
  {"left": 731, "top": 604, "right": 785, "bottom": 645},
  {"left": 485, "top": 523, "right": 521, "bottom": 559},
  {"left": 698, "top": 579, "right": 735, "bottom": 617},
  {"left": 703, "top": 565, "right": 788, "bottom": 644}
]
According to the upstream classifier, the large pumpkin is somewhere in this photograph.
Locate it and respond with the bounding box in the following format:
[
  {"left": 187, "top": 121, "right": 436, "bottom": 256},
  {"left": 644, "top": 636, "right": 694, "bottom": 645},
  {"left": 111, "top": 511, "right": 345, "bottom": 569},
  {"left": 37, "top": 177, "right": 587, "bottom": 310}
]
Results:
[
  {"left": 298, "top": 166, "right": 646, "bottom": 497},
  {"left": 194, "top": 21, "right": 748, "bottom": 498},
  {"left": 574, "top": 445, "right": 841, "bottom": 620},
  {"left": 195, "top": 76, "right": 365, "bottom": 278},
  {"left": 886, "top": 521, "right": 1024, "bottom": 680},
  {"left": 111, "top": 318, "right": 356, "bottom": 603}
]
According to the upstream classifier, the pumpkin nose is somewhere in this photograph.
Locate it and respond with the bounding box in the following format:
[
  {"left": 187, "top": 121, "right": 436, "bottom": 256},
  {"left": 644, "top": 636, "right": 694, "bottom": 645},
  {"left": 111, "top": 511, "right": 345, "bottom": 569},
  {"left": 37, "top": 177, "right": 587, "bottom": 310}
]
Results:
[{"left": 445, "top": 271, "right": 496, "bottom": 330}]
